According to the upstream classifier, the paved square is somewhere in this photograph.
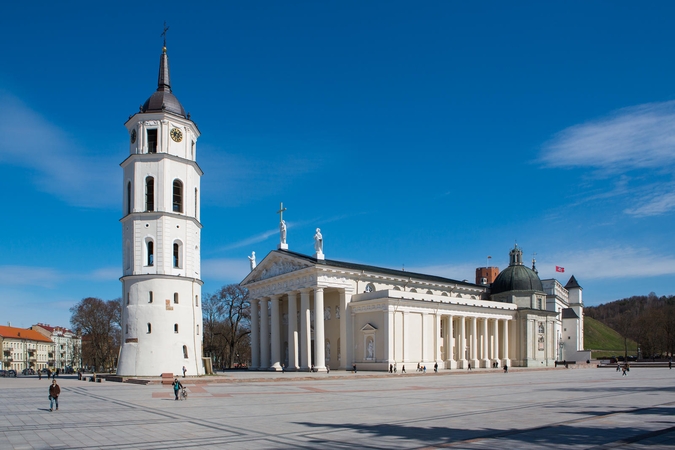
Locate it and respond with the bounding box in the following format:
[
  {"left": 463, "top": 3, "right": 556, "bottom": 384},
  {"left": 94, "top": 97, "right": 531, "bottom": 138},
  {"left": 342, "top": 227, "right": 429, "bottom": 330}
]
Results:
[{"left": 1, "top": 368, "right": 674, "bottom": 449}]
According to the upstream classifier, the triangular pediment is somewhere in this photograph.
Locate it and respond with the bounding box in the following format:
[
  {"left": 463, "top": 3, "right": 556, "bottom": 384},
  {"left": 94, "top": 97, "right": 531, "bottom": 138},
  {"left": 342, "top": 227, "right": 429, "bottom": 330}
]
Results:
[
  {"left": 242, "top": 251, "right": 314, "bottom": 284},
  {"left": 361, "top": 323, "right": 377, "bottom": 331}
]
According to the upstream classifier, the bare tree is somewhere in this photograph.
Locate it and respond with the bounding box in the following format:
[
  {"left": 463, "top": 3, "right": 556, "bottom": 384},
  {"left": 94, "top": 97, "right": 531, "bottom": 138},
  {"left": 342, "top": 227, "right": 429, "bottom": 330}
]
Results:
[
  {"left": 70, "top": 297, "right": 121, "bottom": 372},
  {"left": 204, "top": 284, "right": 251, "bottom": 368}
]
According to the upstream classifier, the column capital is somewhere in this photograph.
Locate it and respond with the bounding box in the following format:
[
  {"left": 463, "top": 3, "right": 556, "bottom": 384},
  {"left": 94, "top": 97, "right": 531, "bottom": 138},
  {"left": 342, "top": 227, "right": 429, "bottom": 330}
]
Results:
[
  {"left": 314, "top": 287, "right": 325, "bottom": 293},
  {"left": 269, "top": 294, "right": 281, "bottom": 301}
]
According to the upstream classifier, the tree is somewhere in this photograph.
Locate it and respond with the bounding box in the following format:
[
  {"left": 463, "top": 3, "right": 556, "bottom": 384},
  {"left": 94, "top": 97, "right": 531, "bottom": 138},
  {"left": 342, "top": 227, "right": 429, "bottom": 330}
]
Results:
[
  {"left": 203, "top": 284, "right": 251, "bottom": 368},
  {"left": 70, "top": 297, "right": 121, "bottom": 372}
]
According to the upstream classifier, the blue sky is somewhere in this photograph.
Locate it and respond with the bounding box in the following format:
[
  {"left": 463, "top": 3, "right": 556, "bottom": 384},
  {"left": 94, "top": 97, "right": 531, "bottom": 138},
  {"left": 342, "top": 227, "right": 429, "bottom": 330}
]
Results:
[{"left": 2, "top": 2, "right": 675, "bottom": 328}]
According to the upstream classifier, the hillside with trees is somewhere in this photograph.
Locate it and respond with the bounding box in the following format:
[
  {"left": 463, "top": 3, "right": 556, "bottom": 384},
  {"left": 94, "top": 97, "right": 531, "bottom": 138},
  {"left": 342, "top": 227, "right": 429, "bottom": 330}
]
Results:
[{"left": 585, "top": 293, "right": 675, "bottom": 359}]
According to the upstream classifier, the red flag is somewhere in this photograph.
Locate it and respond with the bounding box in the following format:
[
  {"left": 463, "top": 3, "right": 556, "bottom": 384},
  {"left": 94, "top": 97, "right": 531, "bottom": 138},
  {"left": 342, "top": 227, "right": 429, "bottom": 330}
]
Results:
[{"left": 556, "top": 266, "right": 565, "bottom": 273}]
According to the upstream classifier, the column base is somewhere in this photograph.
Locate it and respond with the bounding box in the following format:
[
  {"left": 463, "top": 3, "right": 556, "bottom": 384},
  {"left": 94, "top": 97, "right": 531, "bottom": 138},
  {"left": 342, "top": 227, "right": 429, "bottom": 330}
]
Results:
[
  {"left": 481, "top": 359, "right": 491, "bottom": 368},
  {"left": 278, "top": 243, "right": 288, "bottom": 250},
  {"left": 470, "top": 359, "right": 480, "bottom": 369},
  {"left": 502, "top": 358, "right": 511, "bottom": 368},
  {"left": 444, "top": 360, "right": 457, "bottom": 369},
  {"left": 458, "top": 359, "right": 469, "bottom": 369}
]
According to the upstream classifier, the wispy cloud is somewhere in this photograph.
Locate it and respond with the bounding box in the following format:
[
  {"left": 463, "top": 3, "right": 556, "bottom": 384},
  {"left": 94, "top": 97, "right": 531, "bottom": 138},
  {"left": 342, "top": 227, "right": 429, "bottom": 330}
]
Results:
[
  {"left": 539, "top": 246, "right": 675, "bottom": 280},
  {"left": 0, "top": 91, "right": 118, "bottom": 208},
  {"left": 623, "top": 182, "right": 675, "bottom": 217},
  {"left": 541, "top": 100, "right": 675, "bottom": 173}
]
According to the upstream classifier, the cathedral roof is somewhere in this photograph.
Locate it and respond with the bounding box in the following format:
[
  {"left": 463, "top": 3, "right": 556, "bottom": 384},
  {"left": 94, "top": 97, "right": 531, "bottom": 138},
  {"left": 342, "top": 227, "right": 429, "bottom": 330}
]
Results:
[
  {"left": 490, "top": 245, "right": 544, "bottom": 295},
  {"left": 141, "top": 47, "right": 187, "bottom": 118},
  {"left": 561, "top": 308, "right": 579, "bottom": 319}
]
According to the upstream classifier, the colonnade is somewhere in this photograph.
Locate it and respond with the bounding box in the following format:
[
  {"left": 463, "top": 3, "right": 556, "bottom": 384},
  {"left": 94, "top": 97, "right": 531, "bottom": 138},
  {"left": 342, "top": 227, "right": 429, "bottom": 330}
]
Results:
[
  {"left": 251, "top": 287, "right": 340, "bottom": 372},
  {"left": 441, "top": 315, "right": 510, "bottom": 368}
]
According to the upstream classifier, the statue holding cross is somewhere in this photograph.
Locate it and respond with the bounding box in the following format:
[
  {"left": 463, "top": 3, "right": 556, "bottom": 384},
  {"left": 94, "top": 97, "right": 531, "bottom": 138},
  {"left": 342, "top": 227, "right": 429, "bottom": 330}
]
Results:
[{"left": 277, "top": 202, "right": 288, "bottom": 249}]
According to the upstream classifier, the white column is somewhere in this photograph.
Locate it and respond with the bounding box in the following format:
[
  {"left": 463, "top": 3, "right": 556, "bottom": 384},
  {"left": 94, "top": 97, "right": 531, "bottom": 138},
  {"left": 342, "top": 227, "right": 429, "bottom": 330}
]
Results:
[
  {"left": 493, "top": 318, "right": 499, "bottom": 364},
  {"left": 300, "top": 289, "right": 311, "bottom": 371},
  {"left": 402, "top": 311, "right": 410, "bottom": 364},
  {"left": 314, "top": 287, "right": 326, "bottom": 371},
  {"left": 259, "top": 298, "right": 270, "bottom": 370},
  {"left": 482, "top": 318, "right": 490, "bottom": 367},
  {"left": 459, "top": 316, "right": 467, "bottom": 368},
  {"left": 339, "top": 289, "right": 351, "bottom": 370},
  {"left": 470, "top": 316, "right": 479, "bottom": 367},
  {"left": 435, "top": 313, "right": 441, "bottom": 366},
  {"left": 287, "top": 292, "right": 299, "bottom": 370},
  {"left": 447, "top": 315, "right": 456, "bottom": 369},
  {"left": 503, "top": 319, "right": 510, "bottom": 367},
  {"left": 250, "top": 298, "right": 260, "bottom": 370},
  {"left": 270, "top": 295, "right": 282, "bottom": 371}
]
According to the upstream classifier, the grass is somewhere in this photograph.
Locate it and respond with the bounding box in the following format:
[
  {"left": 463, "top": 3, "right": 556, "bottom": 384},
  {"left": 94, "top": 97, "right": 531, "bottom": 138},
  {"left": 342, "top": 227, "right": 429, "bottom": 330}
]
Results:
[{"left": 584, "top": 316, "right": 638, "bottom": 359}]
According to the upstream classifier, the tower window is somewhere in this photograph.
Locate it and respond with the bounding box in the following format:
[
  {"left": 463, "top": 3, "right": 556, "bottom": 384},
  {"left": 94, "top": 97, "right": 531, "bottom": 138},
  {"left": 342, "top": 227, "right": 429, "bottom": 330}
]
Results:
[
  {"left": 183, "top": 345, "right": 188, "bottom": 359},
  {"left": 197, "top": 324, "right": 199, "bottom": 335},
  {"left": 147, "top": 240, "right": 154, "bottom": 266},
  {"left": 147, "top": 129, "right": 157, "bottom": 153},
  {"left": 174, "top": 323, "right": 179, "bottom": 333},
  {"left": 149, "top": 291, "right": 153, "bottom": 303},
  {"left": 126, "top": 182, "right": 132, "bottom": 215},
  {"left": 173, "top": 180, "right": 183, "bottom": 212},
  {"left": 125, "top": 324, "right": 129, "bottom": 334},
  {"left": 126, "top": 291, "right": 130, "bottom": 305},
  {"left": 173, "top": 242, "right": 182, "bottom": 268},
  {"left": 145, "top": 177, "right": 154, "bottom": 211},
  {"left": 195, "top": 295, "right": 199, "bottom": 307},
  {"left": 147, "top": 323, "right": 152, "bottom": 333},
  {"left": 174, "top": 293, "right": 179, "bottom": 304}
]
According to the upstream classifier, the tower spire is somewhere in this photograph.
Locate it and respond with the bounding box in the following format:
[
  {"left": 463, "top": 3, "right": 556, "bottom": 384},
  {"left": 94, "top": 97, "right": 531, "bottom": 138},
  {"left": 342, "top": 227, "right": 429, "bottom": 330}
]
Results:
[{"left": 158, "top": 22, "right": 171, "bottom": 92}]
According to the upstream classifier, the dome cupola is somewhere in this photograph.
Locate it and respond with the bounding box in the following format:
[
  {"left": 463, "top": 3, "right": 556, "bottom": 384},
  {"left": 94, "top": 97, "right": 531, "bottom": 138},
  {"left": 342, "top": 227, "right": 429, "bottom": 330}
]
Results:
[{"left": 490, "top": 245, "right": 543, "bottom": 295}]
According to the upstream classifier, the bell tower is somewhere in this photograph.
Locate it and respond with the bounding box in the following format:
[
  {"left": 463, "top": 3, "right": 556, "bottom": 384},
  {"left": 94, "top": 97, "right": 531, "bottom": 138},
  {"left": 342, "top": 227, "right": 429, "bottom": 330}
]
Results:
[{"left": 118, "top": 38, "right": 204, "bottom": 376}]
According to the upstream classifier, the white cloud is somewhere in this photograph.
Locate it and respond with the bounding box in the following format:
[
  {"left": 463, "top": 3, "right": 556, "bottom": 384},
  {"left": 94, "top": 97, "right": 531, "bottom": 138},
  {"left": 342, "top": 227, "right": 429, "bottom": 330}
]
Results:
[
  {"left": 623, "top": 184, "right": 675, "bottom": 217},
  {"left": 539, "top": 246, "right": 675, "bottom": 280},
  {"left": 0, "top": 91, "right": 118, "bottom": 208},
  {"left": 541, "top": 100, "right": 675, "bottom": 172}
]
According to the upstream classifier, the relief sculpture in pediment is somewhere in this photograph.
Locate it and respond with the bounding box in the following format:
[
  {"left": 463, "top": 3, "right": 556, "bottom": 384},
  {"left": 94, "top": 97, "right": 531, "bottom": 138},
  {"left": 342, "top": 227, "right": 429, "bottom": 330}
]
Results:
[{"left": 254, "top": 259, "right": 310, "bottom": 282}]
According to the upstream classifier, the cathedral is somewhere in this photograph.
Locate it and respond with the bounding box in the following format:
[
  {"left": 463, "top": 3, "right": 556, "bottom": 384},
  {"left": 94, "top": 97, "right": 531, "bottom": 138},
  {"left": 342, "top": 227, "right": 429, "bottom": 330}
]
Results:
[{"left": 242, "top": 240, "right": 587, "bottom": 371}]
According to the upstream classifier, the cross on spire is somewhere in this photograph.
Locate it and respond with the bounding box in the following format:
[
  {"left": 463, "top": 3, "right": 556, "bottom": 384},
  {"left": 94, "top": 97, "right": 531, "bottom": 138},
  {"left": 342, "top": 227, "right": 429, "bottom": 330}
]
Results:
[
  {"left": 277, "top": 202, "right": 287, "bottom": 223},
  {"left": 161, "top": 21, "right": 170, "bottom": 49}
]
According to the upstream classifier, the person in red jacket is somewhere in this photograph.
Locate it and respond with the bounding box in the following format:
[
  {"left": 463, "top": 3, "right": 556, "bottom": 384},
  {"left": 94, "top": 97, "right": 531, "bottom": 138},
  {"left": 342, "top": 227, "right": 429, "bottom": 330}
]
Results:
[{"left": 49, "top": 379, "right": 60, "bottom": 411}]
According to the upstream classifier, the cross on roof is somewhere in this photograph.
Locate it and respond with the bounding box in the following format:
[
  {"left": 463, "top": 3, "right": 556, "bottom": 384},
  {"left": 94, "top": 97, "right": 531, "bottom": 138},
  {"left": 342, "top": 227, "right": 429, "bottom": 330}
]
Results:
[
  {"left": 277, "top": 202, "right": 287, "bottom": 223},
  {"left": 161, "top": 22, "right": 170, "bottom": 48}
]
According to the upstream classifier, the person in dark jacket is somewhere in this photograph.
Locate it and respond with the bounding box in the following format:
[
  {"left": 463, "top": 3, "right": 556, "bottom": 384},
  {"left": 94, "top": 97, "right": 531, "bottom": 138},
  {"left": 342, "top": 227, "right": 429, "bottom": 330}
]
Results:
[{"left": 49, "top": 379, "right": 60, "bottom": 411}]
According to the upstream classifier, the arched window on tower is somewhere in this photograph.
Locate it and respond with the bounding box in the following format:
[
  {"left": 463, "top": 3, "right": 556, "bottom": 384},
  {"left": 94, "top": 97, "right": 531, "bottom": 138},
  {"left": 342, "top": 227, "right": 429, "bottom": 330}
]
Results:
[
  {"left": 145, "top": 177, "right": 154, "bottom": 211},
  {"left": 174, "top": 323, "right": 179, "bottom": 333},
  {"left": 173, "top": 180, "right": 183, "bottom": 213},
  {"left": 183, "top": 345, "right": 188, "bottom": 359},
  {"left": 173, "top": 241, "right": 182, "bottom": 268},
  {"left": 126, "top": 182, "right": 132, "bottom": 215},
  {"left": 174, "top": 293, "right": 179, "bottom": 304},
  {"left": 147, "top": 240, "right": 154, "bottom": 266}
]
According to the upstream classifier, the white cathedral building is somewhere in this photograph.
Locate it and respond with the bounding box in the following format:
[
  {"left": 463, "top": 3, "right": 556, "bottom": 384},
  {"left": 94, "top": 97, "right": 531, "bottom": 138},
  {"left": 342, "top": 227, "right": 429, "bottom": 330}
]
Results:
[
  {"left": 117, "top": 41, "right": 204, "bottom": 376},
  {"left": 242, "top": 239, "right": 587, "bottom": 372}
]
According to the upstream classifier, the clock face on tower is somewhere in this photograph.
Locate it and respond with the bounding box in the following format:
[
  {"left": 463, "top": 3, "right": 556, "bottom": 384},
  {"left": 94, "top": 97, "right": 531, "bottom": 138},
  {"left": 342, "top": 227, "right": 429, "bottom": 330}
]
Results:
[
  {"left": 170, "top": 127, "right": 183, "bottom": 142},
  {"left": 130, "top": 129, "right": 137, "bottom": 144}
]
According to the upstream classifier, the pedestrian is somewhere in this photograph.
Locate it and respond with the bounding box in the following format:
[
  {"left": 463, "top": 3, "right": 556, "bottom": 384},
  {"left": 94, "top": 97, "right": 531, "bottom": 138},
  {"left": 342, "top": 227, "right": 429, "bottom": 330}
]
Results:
[
  {"left": 616, "top": 363, "right": 621, "bottom": 372},
  {"left": 55, "top": 368, "right": 59, "bottom": 378},
  {"left": 503, "top": 364, "right": 508, "bottom": 373},
  {"left": 46, "top": 368, "right": 51, "bottom": 380},
  {"left": 423, "top": 365, "right": 426, "bottom": 373},
  {"left": 669, "top": 357, "right": 672, "bottom": 370},
  {"left": 401, "top": 365, "right": 406, "bottom": 373},
  {"left": 622, "top": 365, "right": 627, "bottom": 376},
  {"left": 182, "top": 366, "right": 187, "bottom": 378},
  {"left": 468, "top": 363, "right": 472, "bottom": 371},
  {"left": 326, "top": 365, "right": 330, "bottom": 374},
  {"left": 434, "top": 362, "right": 438, "bottom": 373},
  {"left": 172, "top": 378, "right": 183, "bottom": 400},
  {"left": 389, "top": 364, "right": 393, "bottom": 373},
  {"left": 281, "top": 363, "right": 285, "bottom": 373},
  {"left": 48, "top": 379, "right": 60, "bottom": 411},
  {"left": 352, "top": 363, "right": 357, "bottom": 373},
  {"left": 38, "top": 370, "right": 42, "bottom": 380},
  {"left": 394, "top": 362, "right": 397, "bottom": 373},
  {"left": 417, "top": 362, "right": 421, "bottom": 372}
]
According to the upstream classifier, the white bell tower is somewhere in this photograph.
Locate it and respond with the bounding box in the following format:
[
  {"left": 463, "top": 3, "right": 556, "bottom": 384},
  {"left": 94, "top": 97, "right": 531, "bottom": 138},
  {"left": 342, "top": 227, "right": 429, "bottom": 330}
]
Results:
[{"left": 117, "top": 38, "right": 204, "bottom": 376}]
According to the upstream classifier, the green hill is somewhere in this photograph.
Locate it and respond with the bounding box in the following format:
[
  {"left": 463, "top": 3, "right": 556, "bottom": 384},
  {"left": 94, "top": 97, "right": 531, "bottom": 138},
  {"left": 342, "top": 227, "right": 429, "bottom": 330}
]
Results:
[{"left": 584, "top": 316, "right": 638, "bottom": 359}]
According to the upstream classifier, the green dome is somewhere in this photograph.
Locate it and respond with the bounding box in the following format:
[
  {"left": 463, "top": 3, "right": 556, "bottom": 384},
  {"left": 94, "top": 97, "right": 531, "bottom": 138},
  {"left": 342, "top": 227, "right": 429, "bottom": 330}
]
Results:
[{"left": 491, "top": 264, "right": 543, "bottom": 295}]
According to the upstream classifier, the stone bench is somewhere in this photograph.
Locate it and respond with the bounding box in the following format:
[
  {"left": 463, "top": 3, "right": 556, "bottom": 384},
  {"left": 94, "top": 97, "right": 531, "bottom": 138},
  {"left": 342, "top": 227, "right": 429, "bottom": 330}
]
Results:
[{"left": 161, "top": 373, "right": 175, "bottom": 385}]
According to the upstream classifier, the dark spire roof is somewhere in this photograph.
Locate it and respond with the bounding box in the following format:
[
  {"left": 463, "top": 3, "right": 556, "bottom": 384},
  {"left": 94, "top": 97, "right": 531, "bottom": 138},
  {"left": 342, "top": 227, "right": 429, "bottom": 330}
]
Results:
[
  {"left": 141, "top": 46, "right": 186, "bottom": 118},
  {"left": 564, "top": 275, "right": 582, "bottom": 290}
]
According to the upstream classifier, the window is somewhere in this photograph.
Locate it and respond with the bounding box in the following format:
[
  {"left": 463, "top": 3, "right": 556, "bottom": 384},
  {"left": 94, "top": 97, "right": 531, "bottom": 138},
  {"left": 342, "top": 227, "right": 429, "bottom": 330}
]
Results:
[
  {"left": 147, "top": 323, "right": 152, "bottom": 333},
  {"left": 174, "top": 324, "right": 179, "bottom": 333},
  {"left": 538, "top": 299, "right": 542, "bottom": 309},
  {"left": 173, "top": 180, "right": 183, "bottom": 212},
  {"left": 145, "top": 177, "right": 154, "bottom": 211},
  {"left": 173, "top": 242, "right": 181, "bottom": 268},
  {"left": 125, "top": 324, "right": 129, "bottom": 334},
  {"left": 126, "top": 182, "right": 132, "bottom": 215},
  {"left": 183, "top": 345, "right": 188, "bottom": 359},
  {"left": 149, "top": 291, "right": 153, "bottom": 303},
  {"left": 191, "top": 141, "right": 195, "bottom": 158},
  {"left": 126, "top": 291, "right": 130, "bottom": 305},
  {"left": 174, "top": 293, "right": 179, "bottom": 304},
  {"left": 147, "top": 129, "right": 157, "bottom": 153},
  {"left": 197, "top": 324, "right": 199, "bottom": 335},
  {"left": 147, "top": 241, "right": 154, "bottom": 266},
  {"left": 195, "top": 295, "right": 199, "bottom": 307}
]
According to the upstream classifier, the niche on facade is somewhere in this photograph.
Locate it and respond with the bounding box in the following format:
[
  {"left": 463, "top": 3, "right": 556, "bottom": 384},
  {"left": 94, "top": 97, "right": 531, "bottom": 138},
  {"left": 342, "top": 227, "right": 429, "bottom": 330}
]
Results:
[{"left": 361, "top": 323, "right": 377, "bottom": 361}]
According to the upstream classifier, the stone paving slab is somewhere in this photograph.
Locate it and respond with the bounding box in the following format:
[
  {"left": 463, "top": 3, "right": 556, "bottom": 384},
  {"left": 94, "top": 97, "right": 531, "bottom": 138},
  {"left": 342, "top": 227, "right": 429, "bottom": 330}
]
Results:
[{"left": 1, "top": 367, "right": 674, "bottom": 449}]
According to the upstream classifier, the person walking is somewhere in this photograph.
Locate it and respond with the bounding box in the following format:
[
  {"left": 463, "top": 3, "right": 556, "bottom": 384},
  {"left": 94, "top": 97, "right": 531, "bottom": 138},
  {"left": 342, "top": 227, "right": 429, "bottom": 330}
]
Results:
[
  {"left": 38, "top": 370, "right": 42, "bottom": 380},
  {"left": 48, "top": 379, "right": 60, "bottom": 411},
  {"left": 434, "top": 362, "right": 438, "bottom": 373},
  {"left": 503, "top": 364, "right": 508, "bottom": 373},
  {"left": 172, "top": 378, "right": 183, "bottom": 400},
  {"left": 468, "top": 363, "right": 472, "bottom": 371},
  {"left": 182, "top": 366, "right": 187, "bottom": 378},
  {"left": 669, "top": 357, "right": 672, "bottom": 370}
]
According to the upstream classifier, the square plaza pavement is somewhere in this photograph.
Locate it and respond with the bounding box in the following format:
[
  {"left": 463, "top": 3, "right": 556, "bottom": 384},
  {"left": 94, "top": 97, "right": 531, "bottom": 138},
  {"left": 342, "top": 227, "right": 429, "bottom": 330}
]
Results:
[{"left": 1, "top": 367, "right": 674, "bottom": 449}]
